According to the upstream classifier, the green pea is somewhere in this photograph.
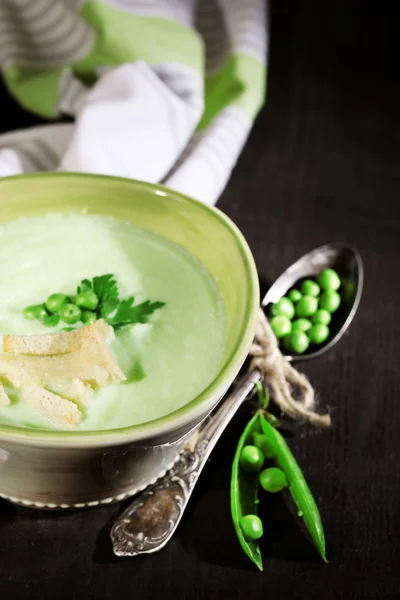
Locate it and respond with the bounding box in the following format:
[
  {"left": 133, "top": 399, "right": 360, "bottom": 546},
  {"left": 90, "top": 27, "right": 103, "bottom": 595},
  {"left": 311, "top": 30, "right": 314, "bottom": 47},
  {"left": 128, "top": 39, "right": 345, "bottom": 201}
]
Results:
[
  {"left": 43, "top": 314, "right": 60, "bottom": 328},
  {"left": 288, "top": 330, "right": 310, "bottom": 354},
  {"left": 82, "top": 310, "right": 97, "bottom": 325},
  {"left": 60, "top": 303, "right": 82, "bottom": 324},
  {"left": 319, "top": 290, "right": 341, "bottom": 313},
  {"left": 259, "top": 467, "right": 288, "bottom": 493},
  {"left": 252, "top": 432, "right": 275, "bottom": 459},
  {"left": 295, "top": 295, "right": 318, "bottom": 317},
  {"left": 23, "top": 304, "right": 48, "bottom": 321},
  {"left": 288, "top": 289, "right": 302, "bottom": 303},
  {"left": 311, "top": 309, "right": 331, "bottom": 325},
  {"left": 317, "top": 268, "right": 341, "bottom": 291},
  {"left": 300, "top": 280, "right": 320, "bottom": 297},
  {"left": 271, "top": 297, "right": 295, "bottom": 320},
  {"left": 45, "top": 293, "right": 68, "bottom": 314},
  {"left": 75, "top": 290, "right": 99, "bottom": 311},
  {"left": 240, "top": 514, "right": 263, "bottom": 541},
  {"left": 239, "top": 445, "right": 264, "bottom": 473},
  {"left": 270, "top": 315, "right": 291, "bottom": 339},
  {"left": 292, "top": 318, "right": 312, "bottom": 332},
  {"left": 282, "top": 334, "right": 294, "bottom": 352},
  {"left": 308, "top": 324, "right": 330, "bottom": 345}
]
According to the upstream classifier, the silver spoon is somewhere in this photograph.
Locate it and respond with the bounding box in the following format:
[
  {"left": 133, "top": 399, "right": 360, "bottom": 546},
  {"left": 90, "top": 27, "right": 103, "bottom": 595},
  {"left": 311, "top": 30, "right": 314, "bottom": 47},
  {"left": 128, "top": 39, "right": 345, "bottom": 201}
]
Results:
[{"left": 111, "top": 243, "right": 363, "bottom": 557}]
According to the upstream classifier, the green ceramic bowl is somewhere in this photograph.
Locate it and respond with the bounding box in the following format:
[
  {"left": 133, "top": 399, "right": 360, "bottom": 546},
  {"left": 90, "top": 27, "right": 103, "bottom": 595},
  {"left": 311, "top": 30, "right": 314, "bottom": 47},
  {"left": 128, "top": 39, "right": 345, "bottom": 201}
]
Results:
[{"left": 0, "top": 173, "right": 259, "bottom": 508}]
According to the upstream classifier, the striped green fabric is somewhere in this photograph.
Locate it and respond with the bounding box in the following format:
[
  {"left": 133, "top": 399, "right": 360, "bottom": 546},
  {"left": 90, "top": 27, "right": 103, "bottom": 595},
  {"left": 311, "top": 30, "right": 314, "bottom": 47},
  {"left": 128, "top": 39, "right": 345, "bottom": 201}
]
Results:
[
  {"left": 199, "top": 53, "right": 266, "bottom": 131},
  {"left": 0, "top": 0, "right": 268, "bottom": 205},
  {"left": 4, "top": 66, "right": 65, "bottom": 118},
  {"left": 77, "top": 1, "right": 204, "bottom": 77},
  {"left": 0, "top": 0, "right": 265, "bottom": 120}
]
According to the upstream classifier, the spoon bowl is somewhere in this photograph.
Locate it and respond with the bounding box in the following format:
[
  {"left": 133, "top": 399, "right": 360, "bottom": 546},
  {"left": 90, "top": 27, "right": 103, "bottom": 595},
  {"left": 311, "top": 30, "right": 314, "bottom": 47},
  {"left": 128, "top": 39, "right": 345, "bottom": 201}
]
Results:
[{"left": 261, "top": 243, "right": 363, "bottom": 361}]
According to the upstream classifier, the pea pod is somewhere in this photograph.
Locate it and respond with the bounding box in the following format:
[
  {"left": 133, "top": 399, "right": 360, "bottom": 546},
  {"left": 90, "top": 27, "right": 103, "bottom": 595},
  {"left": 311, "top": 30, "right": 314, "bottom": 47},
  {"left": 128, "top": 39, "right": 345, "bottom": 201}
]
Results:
[
  {"left": 259, "top": 414, "right": 327, "bottom": 562},
  {"left": 231, "top": 413, "right": 263, "bottom": 571}
]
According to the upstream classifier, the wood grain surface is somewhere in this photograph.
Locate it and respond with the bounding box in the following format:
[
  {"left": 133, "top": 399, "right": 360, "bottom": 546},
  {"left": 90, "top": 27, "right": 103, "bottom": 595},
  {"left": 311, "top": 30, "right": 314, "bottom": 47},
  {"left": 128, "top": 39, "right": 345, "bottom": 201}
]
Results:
[{"left": 0, "top": 2, "right": 399, "bottom": 598}]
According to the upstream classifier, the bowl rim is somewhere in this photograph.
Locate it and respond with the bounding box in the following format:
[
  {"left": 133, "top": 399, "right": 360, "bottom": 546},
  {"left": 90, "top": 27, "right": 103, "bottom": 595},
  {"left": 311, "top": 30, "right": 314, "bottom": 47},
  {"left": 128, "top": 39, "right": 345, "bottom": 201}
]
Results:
[{"left": 0, "top": 172, "right": 259, "bottom": 447}]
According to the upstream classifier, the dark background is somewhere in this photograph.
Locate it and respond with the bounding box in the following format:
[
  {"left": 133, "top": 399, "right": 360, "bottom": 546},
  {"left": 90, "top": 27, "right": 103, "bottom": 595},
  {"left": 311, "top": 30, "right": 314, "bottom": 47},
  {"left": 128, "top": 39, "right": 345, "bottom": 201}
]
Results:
[{"left": 0, "top": 1, "right": 399, "bottom": 598}]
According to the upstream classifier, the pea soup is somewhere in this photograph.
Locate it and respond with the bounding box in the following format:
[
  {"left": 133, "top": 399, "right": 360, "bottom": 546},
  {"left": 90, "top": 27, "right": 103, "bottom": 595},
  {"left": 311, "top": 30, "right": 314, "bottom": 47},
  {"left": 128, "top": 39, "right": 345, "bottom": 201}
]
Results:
[{"left": 0, "top": 214, "right": 226, "bottom": 431}]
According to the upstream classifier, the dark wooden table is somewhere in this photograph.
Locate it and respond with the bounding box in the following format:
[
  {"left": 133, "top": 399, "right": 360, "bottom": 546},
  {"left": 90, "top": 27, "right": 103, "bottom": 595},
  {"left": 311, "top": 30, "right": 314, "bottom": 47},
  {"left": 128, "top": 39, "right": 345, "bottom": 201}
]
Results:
[{"left": 1, "top": 2, "right": 399, "bottom": 598}]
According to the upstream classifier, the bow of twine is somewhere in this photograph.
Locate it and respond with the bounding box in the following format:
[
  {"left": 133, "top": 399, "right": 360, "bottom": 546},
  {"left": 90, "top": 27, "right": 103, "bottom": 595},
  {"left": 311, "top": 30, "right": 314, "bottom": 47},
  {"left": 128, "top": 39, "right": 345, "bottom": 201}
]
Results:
[{"left": 249, "top": 309, "right": 331, "bottom": 427}]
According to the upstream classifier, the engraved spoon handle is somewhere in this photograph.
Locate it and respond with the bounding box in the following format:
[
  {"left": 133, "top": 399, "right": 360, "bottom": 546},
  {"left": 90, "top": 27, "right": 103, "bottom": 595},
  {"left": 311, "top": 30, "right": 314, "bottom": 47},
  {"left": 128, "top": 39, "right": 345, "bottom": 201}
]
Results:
[{"left": 111, "top": 369, "right": 261, "bottom": 557}]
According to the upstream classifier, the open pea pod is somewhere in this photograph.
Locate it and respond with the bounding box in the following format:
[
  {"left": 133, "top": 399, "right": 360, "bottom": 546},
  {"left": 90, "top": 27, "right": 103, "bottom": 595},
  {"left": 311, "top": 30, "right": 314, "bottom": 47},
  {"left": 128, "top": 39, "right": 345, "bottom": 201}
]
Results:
[
  {"left": 260, "top": 414, "right": 327, "bottom": 563},
  {"left": 230, "top": 413, "right": 263, "bottom": 571}
]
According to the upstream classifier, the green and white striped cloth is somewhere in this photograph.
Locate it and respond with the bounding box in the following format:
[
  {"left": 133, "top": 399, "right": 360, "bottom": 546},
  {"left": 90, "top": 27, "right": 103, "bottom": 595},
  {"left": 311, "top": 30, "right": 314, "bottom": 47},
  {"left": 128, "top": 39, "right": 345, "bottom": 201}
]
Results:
[{"left": 0, "top": 0, "right": 267, "bottom": 204}]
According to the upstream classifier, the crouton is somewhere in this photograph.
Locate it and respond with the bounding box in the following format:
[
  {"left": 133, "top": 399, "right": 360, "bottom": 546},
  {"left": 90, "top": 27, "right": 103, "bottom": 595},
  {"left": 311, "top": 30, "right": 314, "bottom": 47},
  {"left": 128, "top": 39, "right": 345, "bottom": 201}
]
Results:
[
  {"left": 0, "top": 341, "right": 124, "bottom": 400},
  {"left": 49, "top": 378, "right": 93, "bottom": 405},
  {"left": 22, "top": 386, "right": 81, "bottom": 428},
  {"left": 0, "top": 320, "right": 124, "bottom": 426},
  {"left": 0, "top": 321, "right": 125, "bottom": 403},
  {"left": 3, "top": 319, "right": 111, "bottom": 356}
]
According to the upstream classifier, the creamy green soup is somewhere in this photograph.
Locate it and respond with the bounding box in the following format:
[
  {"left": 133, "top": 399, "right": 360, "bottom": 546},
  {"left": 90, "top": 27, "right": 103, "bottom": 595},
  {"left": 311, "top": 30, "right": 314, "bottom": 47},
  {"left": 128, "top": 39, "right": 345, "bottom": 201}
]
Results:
[{"left": 0, "top": 214, "right": 226, "bottom": 431}]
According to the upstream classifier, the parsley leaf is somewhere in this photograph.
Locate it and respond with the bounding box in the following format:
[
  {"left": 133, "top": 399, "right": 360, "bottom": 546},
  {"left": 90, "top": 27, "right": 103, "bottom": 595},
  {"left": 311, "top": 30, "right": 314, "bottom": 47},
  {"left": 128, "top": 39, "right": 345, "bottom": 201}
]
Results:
[
  {"left": 77, "top": 278, "right": 92, "bottom": 294},
  {"left": 105, "top": 298, "right": 166, "bottom": 329},
  {"left": 100, "top": 298, "right": 120, "bottom": 320},
  {"left": 93, "top": 274, "right": 119, "bottom": 302}
]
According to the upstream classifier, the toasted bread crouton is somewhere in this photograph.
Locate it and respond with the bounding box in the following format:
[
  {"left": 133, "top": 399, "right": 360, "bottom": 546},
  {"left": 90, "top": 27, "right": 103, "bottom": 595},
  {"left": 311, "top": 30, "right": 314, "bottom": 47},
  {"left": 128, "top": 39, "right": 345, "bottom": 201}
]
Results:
[
  {"left": 3, "top": 319, "right": 112, "bottom": 356},
  {"left": 77, "top": 323, "right": 124, "bottom": 385},
  {"left": 0, "top": 329, "right": 125, "bottom": 402},
  {"left": 49, "top": 378, "right": 93, "bottom": 405},
  {"left": 0, "top": 382, "right": 10, "bottom": 407},
  {"left": 22, "top": 386, "right": 81, "bottom": 428}
]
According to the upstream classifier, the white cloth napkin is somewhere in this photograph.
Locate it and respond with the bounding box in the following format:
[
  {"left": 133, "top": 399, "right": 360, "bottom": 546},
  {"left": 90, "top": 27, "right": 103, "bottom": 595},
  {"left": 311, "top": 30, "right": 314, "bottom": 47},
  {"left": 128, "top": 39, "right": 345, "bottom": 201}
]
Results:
[{"left": 0, "top": 0, "right": 267, "bottom": 205}]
